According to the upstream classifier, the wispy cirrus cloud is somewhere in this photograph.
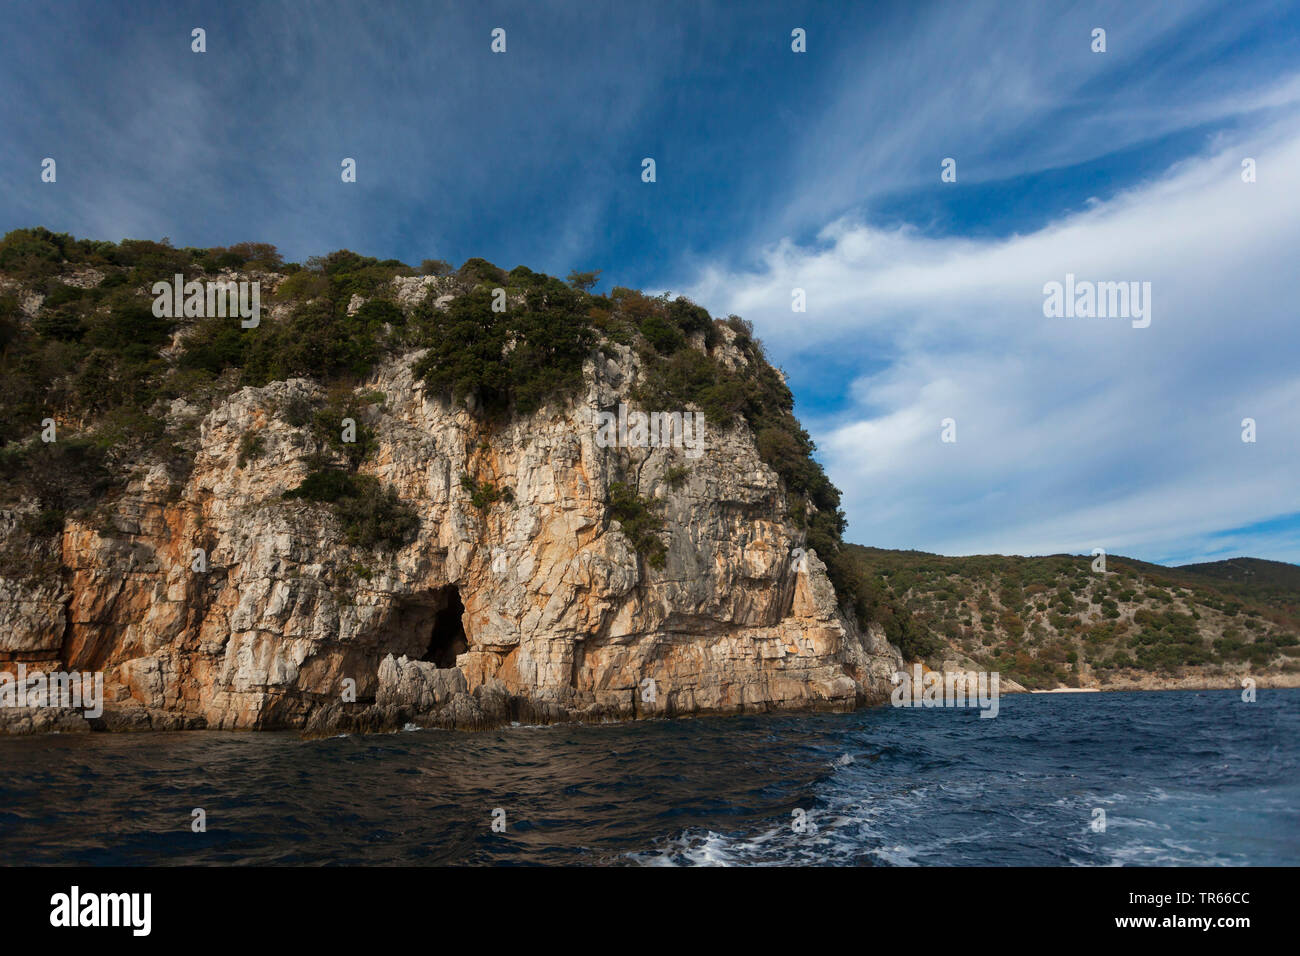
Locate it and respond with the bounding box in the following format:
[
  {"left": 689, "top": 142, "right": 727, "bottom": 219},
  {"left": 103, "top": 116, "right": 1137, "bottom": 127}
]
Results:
[{"left": 685, "top": 109, "right": 1300, "bottom": 564}]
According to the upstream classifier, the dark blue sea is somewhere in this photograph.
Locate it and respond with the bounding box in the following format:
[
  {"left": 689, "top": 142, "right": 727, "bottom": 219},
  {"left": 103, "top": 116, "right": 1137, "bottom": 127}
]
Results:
[{"left": 1, "top": 689, "right": 1296, "bottom": 865}]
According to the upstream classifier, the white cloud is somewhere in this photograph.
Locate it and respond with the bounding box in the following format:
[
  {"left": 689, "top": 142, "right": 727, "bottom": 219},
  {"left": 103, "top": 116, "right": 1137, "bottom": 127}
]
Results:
[{"left": 686, "top": 112, "right": 1300, "bottom": 564}]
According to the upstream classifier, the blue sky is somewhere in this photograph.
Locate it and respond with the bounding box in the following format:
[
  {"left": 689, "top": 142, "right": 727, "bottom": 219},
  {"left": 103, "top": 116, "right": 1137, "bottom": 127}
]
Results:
[{"left": 2, "top": 0, "right": 1298, "bottom": 565}]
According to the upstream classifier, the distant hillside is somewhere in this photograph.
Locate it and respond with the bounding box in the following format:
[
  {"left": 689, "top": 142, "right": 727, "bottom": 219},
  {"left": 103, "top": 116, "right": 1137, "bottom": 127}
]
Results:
[
  {"left": 1172, "top": 558, "right": 1300, "bottom": 617},
  {"left": 1176, "top": 556, "right": 1300, "bottom": 584},
  {"left": 845, "top": 545, "right": 1300, "bottom": 691}
]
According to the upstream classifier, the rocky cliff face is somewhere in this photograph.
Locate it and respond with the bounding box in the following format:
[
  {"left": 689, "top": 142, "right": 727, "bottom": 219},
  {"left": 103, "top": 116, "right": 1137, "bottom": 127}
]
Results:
[{"left": 0, "top": 267, "right": 901, "bottom": 734}]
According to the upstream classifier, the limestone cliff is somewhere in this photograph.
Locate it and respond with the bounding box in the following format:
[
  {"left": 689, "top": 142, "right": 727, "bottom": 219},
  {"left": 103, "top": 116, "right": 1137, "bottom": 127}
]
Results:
[{"left": 0, "top": 239, "right": 902, "bottom": 733}]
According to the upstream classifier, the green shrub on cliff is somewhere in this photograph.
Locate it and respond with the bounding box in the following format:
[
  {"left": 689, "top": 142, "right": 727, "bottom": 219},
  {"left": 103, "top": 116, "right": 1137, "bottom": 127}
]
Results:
[
  {"left": 460, "top": 473, "right": 513, "bottom": 511},
  {"left": 411, "top": 274, "right": 594, "bottom": 416},
  {"left": 0, "top": 438, "right": 111, "bottom": 514},
  {"left": 283, "top": 469, "right": 418, "bottom": 550},
  {"left": 607, "top": 481, "right": 666, "bottom": 569},
  {"left": 237, "top": 432, "right": 265, "bottom": 467}
]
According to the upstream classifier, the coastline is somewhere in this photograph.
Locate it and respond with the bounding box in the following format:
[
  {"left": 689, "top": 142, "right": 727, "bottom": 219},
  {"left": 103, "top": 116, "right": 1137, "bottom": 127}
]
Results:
[
  {"left": 3, "top": 675, "right": 1296, "bottom": 738},
  {"left": 1019, "top": 671, "right": 1300, "bottom": 694}
]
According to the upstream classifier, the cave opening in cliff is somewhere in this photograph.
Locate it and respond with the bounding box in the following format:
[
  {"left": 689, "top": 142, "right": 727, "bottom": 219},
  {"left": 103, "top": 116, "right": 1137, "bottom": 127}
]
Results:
[{"left": 421, "top": 586, "right": 468, "bottom": 669}]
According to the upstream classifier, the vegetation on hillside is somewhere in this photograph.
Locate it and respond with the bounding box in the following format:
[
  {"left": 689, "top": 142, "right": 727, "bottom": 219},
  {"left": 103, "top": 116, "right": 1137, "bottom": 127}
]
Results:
[
  {"left": 1174, "top": 557, "right": 1300, "bottom": 616},
  {"left": 844, "top": 545, "right": 1300, "bottom": 688},
  {"left": 0, "top": 229, "right": 421, "bottom": 548}
]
